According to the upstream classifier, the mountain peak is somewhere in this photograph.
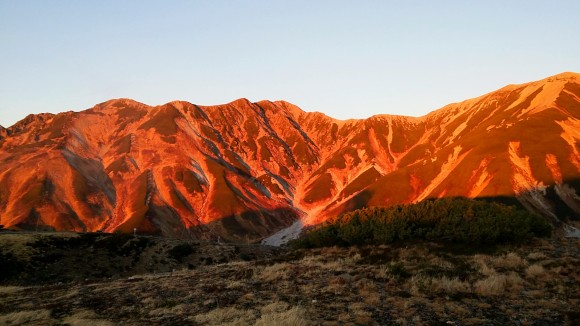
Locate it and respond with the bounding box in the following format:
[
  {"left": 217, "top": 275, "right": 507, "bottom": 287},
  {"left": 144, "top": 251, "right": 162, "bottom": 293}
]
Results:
[
  {"left": 545, "top": 71, "right": 579, "bottom": 80},
  {"left": 227, "top": 98, "right": 253, "bottom": 107}
]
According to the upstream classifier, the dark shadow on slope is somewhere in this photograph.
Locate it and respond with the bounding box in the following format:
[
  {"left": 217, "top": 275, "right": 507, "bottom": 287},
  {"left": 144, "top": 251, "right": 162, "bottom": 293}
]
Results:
[
  {"left": 202, "top": 208, "right": 300, "bottom": 244},
  {"left": 513, "top": 177, "right": 580, "bottom": 222}
]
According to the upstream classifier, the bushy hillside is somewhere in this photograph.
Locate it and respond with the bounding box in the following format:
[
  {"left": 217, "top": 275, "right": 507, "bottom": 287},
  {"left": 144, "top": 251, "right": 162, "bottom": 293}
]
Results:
[{"left": 293, "top": 198, "right": 552, "bottom": 248}]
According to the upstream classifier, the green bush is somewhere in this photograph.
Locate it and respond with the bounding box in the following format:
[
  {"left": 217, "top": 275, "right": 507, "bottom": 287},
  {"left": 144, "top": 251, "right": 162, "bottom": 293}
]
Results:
[{"left": 291, "top": 198, "right": 552, "bottom": 249}]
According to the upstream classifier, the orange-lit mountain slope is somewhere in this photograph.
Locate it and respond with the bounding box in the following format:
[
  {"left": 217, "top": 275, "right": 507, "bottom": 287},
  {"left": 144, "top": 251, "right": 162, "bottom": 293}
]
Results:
[
  {"left": 0, "top": 72, "right": 579, "bottom": 241},
  {"left": 297, "top": 72, "right": 580, "bottom": 224}
]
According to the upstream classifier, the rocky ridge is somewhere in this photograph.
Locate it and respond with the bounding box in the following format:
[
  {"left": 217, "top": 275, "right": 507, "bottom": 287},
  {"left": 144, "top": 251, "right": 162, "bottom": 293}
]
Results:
[{"left": 0, "top": 72, "right": 579, "bottom": 241}]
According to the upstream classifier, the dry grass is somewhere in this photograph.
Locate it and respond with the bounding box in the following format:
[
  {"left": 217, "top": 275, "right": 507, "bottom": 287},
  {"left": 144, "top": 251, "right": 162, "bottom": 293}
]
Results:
[
  {"left": 259, "top": 262, "right": 292, "bottom": 282},
  {"left": 491, "top": 252, "right": 528, "bottom": 270},
  {"left": 299, "top": 254, "right": 345, "bottom": 273},
  {"left": 0, "top": 309, "right": 53, "bottom": 325},
  {"left": 192, "top": 307, "right": 256, "bottom": 326},
  {"left": 62, "top": 309, "right": 115, "bottom": 326},
  {"left": 149, "top": 304, "right": 188, "bottom": 317},
  {"left": 344, "top": 252, "right": 362, "bottom": 264},
  {"left": 0, "top": 286, "right": 24, "bottom": 294},
  {"left": 408, "top": 275, "right": 470, "bottom": 296},
  {"left": 474, "top": 272, "right": 523, "bottom": 296},
  {"left": 348, "top": 302, "right": 375, "bottom": 325},
  {"left": 505, "top": 271, "right": 525, "bottom": 292},
  {"left": 377, "top": 264, "right": 390, "bottom": 280},
  {"left": 226, "top": 280, "right": 246, "bottom": 289},
  {"left": 255, "top": 304, "right": 312, "bottom": 326},
  {"left": 472, "top": 254, "right": 496, "bottom": 276},
  {"left": 525, "top": 264, "right": 546, "bottom": 279},
  {"left": 357, "top": 279, "right": 381, "bottom": 305},
  {"left": 474, "top": 274, "right": 507, "bottom": 296},
  {"left": 527, "top": 252, "right": 547, "bottom": 260},
  {"left": 431, "top": 276, "right": 471, "bottom": 294},
  {"left": 188, "top": 303, "right": 312, "bottom": 326}
]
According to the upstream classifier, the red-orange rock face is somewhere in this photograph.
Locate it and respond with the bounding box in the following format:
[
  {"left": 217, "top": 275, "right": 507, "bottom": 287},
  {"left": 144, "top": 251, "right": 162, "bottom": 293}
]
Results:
[{"left": 1, "top": 72, "right": 579, "bottom": 241}]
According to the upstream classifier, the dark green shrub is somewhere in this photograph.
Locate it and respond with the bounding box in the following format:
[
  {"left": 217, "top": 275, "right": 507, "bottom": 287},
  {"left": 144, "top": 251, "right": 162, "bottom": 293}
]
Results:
[{"left": 291, "top": 198, "right": 552, "bottom": 248}]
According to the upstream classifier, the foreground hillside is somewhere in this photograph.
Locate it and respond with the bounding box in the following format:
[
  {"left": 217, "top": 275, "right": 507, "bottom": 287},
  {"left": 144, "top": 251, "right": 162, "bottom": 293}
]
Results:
[
  {"left": 0, "top": 233, "right": 578, "bottom": 325},
  {"left": 0, "top": 72, "right": 579, "bottom": 240},
  {"left": 0, "top": 232, "right": 278, "bottom": 285}
]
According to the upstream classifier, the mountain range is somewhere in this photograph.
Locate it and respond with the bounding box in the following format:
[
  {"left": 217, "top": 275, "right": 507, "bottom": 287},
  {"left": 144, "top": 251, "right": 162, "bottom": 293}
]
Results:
[{"left": 1, "top": 72, "right": 579, "bottom": 242}]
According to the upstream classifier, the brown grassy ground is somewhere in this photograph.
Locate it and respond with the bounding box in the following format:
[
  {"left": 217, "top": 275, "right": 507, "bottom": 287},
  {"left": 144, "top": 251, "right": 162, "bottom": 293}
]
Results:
[{"left": 0, "top": 233, "right": 579, "bottom": 325}]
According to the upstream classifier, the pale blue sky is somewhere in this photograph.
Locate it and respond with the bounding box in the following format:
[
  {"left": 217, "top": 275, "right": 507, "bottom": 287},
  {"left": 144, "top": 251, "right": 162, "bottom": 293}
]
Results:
[{"left": 1, "top": 1, "right": 579, "bottom": 127}]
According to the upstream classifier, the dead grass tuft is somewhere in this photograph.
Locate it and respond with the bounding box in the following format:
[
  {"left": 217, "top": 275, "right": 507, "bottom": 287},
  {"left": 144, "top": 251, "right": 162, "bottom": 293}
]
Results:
[
  {"left": 377, "top": 264, "right": 390, "bottom": 280},
  {"left": 344, "top": 252, "right": 362, "bottom": 264},
  {"left": 259, "top": 263, "right": 292, "bottom": 282},
  {"left": 492, "top": 252, "right": 528, "bottom": 270},
  {"left": 525, "top": 264, "right": 546, "bottom": 279},
  {"left": 473, "top": 255, "right": 496, "bottom": 276},
  {"left": 474, "top": 274, "right": 506, "bottom": 296},
  {"left": 255, "top": 304, "right": 312, "bottom": 326},
  {"left": 474, "top": 272, "right": 523, "bottom": 296},
  {"left": 527, "top": 252, "right": 547, "bottom": 260},
  {"left": 432, "top": 276, "right": 471, "bottom": 294},
  {"left": 357, "top": 279, "right": 381, "bottom": 305}
]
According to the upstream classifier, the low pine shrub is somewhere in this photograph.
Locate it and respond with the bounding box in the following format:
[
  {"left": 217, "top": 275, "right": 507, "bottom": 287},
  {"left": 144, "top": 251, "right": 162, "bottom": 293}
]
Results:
[{"left": 291, "top": 198, "right": 552, "bottom": 248}]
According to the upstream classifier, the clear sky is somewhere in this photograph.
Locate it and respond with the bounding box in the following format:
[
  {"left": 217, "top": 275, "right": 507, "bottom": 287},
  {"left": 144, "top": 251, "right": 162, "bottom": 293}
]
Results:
[{"left": 1, "top": 1, "right": 579, "bottom": 127}]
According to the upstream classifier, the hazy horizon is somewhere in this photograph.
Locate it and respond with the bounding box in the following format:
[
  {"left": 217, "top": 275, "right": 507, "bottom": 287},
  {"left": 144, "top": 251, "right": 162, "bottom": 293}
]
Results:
[{"left": 1, "top": 0, "right": 580, "bottom": 127}]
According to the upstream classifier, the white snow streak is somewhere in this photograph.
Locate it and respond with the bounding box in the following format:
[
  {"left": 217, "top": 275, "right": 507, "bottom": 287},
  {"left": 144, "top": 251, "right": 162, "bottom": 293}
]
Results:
[{"left": 261, "top": 219, "right": 303, "bottom": 246}]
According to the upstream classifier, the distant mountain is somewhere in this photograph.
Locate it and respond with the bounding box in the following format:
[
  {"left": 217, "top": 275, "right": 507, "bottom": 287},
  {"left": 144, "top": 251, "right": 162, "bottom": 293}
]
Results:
[{"left": 1, "top": 72, "right": 579, "bottom": 241}]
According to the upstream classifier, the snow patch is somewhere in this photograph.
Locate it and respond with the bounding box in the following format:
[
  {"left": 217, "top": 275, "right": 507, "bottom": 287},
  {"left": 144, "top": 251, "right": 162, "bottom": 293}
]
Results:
[
  {"left": 261, "top": 219, "right": 303, "bottom": 246},
  {"left": 416, "top": 145, "right": 467, "bottom": 202},
  {"left": 556, "top": 118, "right": 580, "bottom": 170},
  {"left": 515, "top": 79, "right": 567, "bottom": 118},
  {"left": 509, "top": 141, "right": 538, "bottom": 193},
  {"left": 509, "top": 142, "right": 555, "bottom": 216},
  {"left": 467, "top": 158, "right": 492, "bottom": 198},
  {"left": 564, "top": 224, "right": 580, "bottom": 238},
  {"left": 451, "top": 113, "right": 472, "bottom": 140},
  {"left": 545, "top": 154, "right": 562, "bottom": 183}
]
